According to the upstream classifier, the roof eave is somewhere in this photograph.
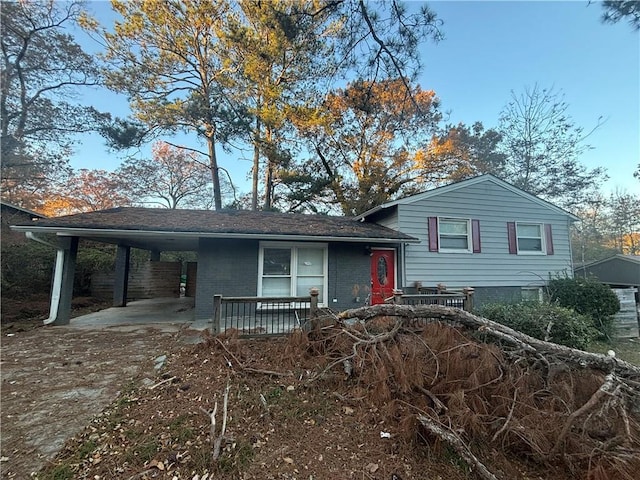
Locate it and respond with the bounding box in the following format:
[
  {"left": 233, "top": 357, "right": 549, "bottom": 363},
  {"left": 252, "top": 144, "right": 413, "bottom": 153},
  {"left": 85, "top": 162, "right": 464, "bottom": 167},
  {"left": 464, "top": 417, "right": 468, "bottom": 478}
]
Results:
[
  {"left": 11, "top": 225, "right": 419, "bottom": 244},
  {"left": 356, "top": 175, "right": 580, "bottom": 221}
]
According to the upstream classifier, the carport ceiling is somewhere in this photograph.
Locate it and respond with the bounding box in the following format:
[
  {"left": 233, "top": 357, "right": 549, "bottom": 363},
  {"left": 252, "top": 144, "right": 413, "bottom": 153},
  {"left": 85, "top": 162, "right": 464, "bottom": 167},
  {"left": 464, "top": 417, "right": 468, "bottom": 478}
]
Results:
[{"left": 75, "top": 232, "right": 200, "bottom": 252}]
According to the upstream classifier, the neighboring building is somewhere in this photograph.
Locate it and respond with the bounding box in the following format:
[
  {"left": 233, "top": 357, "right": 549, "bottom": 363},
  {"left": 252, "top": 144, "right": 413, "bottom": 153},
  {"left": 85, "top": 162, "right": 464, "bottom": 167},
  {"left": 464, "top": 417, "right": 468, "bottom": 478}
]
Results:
[
  {"left": 574, "top": 255, "right": 640, "bottom": 289},
  {"left": 574, "top": 254, "right": 640, "bottom": 338},
  {"left": 10, "top": 174, "right": 578, "bottom": 325},
  {"left": 1, "top": 201, "right": 45, "bottom": 245}
]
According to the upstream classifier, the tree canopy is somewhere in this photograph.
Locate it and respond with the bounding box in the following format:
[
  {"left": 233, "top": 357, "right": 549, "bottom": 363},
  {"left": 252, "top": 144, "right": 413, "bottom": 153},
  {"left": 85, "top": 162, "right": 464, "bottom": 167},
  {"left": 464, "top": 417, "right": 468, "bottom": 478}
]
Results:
[
  {"left": 497, "top": 84, "right": 606, "bottom": 209},
  {"left": 116, "top": 141, "right": 214, "bottom": 209},
  {"left": 287, "top": 78, "right": 442, "bottom": 215},
  {"left": 1, "top": 0, "right": 104, "bottom": 208}
]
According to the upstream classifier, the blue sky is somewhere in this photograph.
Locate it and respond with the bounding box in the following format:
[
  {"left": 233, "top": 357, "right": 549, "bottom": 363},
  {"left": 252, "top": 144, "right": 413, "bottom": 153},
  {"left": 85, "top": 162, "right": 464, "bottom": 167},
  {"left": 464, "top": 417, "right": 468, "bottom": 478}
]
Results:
[{"left": 72, "top": 0, "right": 639, "bottom": 196}]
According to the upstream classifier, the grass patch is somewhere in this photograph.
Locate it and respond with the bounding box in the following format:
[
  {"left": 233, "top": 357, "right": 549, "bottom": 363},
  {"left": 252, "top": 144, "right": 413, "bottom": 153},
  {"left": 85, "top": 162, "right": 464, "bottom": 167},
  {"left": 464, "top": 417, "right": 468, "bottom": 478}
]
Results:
[
  {"left": 167, "top": 414, "right": 194, "bottom": 442},
  {"left": 76, "top": 439, "right": 97, "bottom": 460},
  {"left": 588, "top": 338, "right": 640, "bottom": 365},
  {"left": 217, "top": 439, "right": 254, "bottom": 474},
  {"left": 40, "top": 464, "right": 75, "bottom": 480}
]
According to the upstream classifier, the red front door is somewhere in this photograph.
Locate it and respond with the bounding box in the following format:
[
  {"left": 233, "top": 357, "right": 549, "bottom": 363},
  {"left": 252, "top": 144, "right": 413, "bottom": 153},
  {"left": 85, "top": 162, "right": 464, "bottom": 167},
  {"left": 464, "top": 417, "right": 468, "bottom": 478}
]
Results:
[{"left": 370, "top": 249, "right": 395, "bottom": 305}]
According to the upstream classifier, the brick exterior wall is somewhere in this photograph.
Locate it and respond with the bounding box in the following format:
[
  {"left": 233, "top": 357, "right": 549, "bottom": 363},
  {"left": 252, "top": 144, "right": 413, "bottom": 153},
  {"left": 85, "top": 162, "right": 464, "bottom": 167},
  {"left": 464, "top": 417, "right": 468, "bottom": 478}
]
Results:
[
  {"left": 472, "top": 286, "right": 523, "bottom": 309},
  {"left": 195, "top": 238, "right": 258, "bottom": 322},
  {"left": 327, "top": 243, "right": 372, "bottom": 311}
]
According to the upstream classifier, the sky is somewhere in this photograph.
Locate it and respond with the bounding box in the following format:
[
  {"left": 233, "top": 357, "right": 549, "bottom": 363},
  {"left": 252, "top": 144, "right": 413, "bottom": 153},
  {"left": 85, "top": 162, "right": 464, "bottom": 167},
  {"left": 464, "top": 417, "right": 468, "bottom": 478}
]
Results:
[{"left": 71, "top": 0, "right": 640, "bottom": 197}]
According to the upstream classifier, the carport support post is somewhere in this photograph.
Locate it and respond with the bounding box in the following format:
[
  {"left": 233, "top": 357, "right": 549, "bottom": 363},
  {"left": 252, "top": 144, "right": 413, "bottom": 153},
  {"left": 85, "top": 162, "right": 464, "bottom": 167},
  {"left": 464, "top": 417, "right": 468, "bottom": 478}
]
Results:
[
  {"left": 51, "top": 236, "right": 78, "bottom": 325},
  {"left": 113, "top": 245, "right": 131, "bottom": 307}
]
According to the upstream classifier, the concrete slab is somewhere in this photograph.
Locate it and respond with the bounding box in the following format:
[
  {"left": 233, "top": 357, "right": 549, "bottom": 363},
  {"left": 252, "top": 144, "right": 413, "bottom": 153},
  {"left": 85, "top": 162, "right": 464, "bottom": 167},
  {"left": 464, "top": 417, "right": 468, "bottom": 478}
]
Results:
[{"left": 68, "top": 297, "right": 209, "bottom": 333}]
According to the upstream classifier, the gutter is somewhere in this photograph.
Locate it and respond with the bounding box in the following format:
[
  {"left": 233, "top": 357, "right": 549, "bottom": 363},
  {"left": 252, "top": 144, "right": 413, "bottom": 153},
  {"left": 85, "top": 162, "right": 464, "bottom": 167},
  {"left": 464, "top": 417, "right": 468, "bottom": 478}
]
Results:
[
  {"left": 13, "top": 225, "right": 420, "bottom": 244},
  {"left": 25, "top": 232, "right": 63, "bottom": 325}
]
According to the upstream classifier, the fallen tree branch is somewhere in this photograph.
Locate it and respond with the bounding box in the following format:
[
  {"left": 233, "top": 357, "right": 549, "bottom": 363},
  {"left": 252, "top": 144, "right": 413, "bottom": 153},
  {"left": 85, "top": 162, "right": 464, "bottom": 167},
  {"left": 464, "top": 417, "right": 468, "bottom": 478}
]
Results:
[
  {"left": 417, "top": 414, "right": 501, "bottom": 480},
  {"left": 147, "top": 376, "right": 176, "bottom": 390},
  {"left": 215, "top": 337, "right": 289, "bottom": 377},
  {"left": 200, "top": 380, "right": 232, "bottom": 461},
  {"left": 491, "top": 389, "right": 517, "bottom": 442},
  {"left": 311, "top": 321, "right": 404, "bottom": 381},
  {"left": 550, "top": 373, "right": 619, "bottom": 456},
  {"left": 338, "top": 305, "right": 640, "bottom": 379}
]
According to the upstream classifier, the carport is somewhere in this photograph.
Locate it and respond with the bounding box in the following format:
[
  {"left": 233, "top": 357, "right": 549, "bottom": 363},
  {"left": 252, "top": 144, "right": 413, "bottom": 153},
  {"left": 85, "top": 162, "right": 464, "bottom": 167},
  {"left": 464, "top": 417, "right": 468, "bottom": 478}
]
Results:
[{"left": 11, "top": 207, "right": 415, "bottom": 328}]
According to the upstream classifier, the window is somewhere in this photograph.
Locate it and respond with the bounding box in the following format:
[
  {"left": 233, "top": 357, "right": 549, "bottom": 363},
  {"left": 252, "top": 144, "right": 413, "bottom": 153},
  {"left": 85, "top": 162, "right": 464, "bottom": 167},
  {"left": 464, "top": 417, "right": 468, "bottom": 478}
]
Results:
[
  {"left": 507, "top": 222, "right": 554, "bottom": 255},
  {"left": 428, "top": 217, "right": 481, "bottom": 253},
  {"left": 516, "top": 223, "right": 544, "bottom": 254},
  {"left": 259, "top": 243, "right": 327, "bottom": 304},
  {"left": 439, "top": 217, "right": 471, "bottom": 252},
  {"left": 521, "top": 287, "right": 543, "bottom": 302}
]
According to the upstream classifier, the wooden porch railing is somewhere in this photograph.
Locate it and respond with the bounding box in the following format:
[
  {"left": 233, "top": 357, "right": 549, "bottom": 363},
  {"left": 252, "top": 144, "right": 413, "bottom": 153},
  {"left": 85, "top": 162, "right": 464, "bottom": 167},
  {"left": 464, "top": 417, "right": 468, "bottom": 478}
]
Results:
[{"left": 385, "top": 284, "right": 474, "bottom": 312}]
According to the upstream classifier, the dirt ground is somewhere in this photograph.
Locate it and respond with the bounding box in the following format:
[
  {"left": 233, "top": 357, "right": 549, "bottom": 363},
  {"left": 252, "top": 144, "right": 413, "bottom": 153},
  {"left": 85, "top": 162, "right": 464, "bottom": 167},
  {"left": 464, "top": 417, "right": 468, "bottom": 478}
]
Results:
[
  {"left": 0, "top": 321, "right": 191, "bottom": 478},
  {"left": 2, "top": 297, "right": 638, "bottom": 480}
]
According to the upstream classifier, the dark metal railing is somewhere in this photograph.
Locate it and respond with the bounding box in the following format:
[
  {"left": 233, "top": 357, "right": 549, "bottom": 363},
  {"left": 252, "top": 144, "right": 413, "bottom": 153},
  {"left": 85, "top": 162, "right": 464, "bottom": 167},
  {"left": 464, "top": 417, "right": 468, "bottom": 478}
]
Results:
[{"left": 213, "top": 289, "right": 319, "bottom": 336}]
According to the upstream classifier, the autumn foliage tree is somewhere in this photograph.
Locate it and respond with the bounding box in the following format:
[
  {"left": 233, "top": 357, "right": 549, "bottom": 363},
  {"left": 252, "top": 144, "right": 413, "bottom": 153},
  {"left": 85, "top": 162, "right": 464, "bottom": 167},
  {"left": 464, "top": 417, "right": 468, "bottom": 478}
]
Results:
[
  {"left": 290, "top": 79, "right": 442, "bottom": 215},
  {"left": 1, "top": 0, "right": 104, "bottom": 208},
  {"left": 116, "top": 142, "right": 213, "bottom": 209},
  {"left": 39, "top": 169, "right": 130, "bottom": 216},
  {"left": 418, "top": 122, "right": 506, "bottom": 186}
]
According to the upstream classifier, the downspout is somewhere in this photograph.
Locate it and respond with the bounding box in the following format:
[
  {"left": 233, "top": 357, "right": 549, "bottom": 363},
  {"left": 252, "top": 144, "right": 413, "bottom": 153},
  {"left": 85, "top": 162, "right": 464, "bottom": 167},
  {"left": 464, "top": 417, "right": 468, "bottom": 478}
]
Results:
[{"left": 26, "top": 232, "right": 64, "bottom": 325}]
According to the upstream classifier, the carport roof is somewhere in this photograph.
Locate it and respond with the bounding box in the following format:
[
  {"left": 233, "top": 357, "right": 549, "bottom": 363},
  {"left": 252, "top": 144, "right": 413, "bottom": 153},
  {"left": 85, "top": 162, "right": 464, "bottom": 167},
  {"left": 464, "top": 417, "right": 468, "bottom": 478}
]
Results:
[{"left": 11, "top": 207, "right": 418, "bottom": 251}]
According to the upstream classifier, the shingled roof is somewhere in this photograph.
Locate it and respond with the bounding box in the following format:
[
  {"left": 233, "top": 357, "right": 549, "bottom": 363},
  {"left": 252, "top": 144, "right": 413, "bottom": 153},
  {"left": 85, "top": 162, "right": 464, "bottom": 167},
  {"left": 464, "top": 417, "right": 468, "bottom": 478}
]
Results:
[{"left": 12, "top": 207, "right": 416, "bottom": 250}]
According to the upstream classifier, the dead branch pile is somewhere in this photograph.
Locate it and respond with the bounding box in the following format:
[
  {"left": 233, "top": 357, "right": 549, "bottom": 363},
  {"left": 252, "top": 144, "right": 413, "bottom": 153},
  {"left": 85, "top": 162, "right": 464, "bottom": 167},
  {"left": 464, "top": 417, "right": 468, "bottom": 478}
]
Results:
[{"left": 308, "top": 304, "right": 640, "bottom": 480}]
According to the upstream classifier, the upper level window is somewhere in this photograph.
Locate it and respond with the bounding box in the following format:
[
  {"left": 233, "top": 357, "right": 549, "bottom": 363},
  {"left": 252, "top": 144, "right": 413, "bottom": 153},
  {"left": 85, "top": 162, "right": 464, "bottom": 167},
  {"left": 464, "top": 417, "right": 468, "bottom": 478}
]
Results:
[
  {"left": 517, "top": 223, "right": 544, "bottom": 254},
  {"left": 429, "top": 217, "right": 481, "bottom": 253},
  {"left": 259, "top": 243, "right": 327, "bottom": 304},
  {"left": 438, "top": 217, "right": 471, "bottom": 252}
]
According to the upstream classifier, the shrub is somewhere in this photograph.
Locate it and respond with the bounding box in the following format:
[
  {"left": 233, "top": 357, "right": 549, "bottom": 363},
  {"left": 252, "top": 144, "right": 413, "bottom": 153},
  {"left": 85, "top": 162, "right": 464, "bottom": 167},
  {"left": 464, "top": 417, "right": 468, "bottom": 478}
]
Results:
[
  {"left": 478, "top": 302, "right": 598, "bottom": 350},
  {"left": 1, "top": 241, "right": 55, "bottom": 297},
  {"left": 548, "top": 276, "right": 620, "bottom": 339}
]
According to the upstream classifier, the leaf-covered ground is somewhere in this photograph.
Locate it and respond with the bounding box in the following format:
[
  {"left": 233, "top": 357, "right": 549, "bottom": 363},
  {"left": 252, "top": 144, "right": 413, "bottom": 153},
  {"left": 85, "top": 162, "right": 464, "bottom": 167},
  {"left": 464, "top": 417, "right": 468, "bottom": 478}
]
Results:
[{"left": 3, "top": 304, "right": 639, "bottom": 480}]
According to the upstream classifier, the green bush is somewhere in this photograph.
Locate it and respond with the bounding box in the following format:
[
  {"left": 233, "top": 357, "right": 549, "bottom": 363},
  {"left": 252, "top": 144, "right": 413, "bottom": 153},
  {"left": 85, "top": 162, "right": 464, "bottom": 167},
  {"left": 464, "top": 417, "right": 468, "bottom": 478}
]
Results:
[
  {"left": 1, "top": 241, "right": 55, "bottom": 297},
  {"left": 548, "top": 276, "right": 620, "bottom": 339},
  {"left": 478, "top": 302, "right": 598, "bottom": 350}
]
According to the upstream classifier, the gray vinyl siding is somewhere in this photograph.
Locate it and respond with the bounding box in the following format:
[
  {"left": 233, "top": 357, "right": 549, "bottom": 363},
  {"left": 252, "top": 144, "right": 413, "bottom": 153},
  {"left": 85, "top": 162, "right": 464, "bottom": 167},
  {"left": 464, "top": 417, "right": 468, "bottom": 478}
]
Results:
[
  {"left": 369, "top": 210, "right": 399, "bottom": 230},
  {"left": 397, "top": 181, "right": 574, "bottom": 289}
]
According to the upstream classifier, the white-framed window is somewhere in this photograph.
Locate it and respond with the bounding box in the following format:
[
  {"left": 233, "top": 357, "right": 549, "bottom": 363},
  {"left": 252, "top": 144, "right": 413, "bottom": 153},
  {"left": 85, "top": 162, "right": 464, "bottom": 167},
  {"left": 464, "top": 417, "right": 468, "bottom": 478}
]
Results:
[
  {"left": 521, "top": 287, "right": 544, "bottom": 302},
  {"left": 438, "top": 217, "right": 471, "bottom": 253},
  {"left": 516, "top": 223, "right": 545, "bottom": 254},
  {"left": 258, "top": 242, "right": 327, "bottom": 305}
]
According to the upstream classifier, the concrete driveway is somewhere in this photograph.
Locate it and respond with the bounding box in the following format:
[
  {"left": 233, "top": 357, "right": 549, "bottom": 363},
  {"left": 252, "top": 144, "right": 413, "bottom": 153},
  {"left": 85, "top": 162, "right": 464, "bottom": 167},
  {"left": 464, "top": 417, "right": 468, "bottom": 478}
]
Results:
[{"left": 68, "top": 296, "right": 209, "bottom": 332}]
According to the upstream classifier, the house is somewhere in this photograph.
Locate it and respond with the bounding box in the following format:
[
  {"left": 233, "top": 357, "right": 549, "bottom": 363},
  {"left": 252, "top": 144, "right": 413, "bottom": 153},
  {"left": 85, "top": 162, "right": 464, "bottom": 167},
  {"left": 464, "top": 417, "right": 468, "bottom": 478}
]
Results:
[
  {"left": 10, "top": 208, "right": 417, "bottom": 325},
  {"left": 356, "top": 174, "right": 578, "bottom": 306},
  {"left": 10, "top": 174, "right": 578, "bottom": 326}
]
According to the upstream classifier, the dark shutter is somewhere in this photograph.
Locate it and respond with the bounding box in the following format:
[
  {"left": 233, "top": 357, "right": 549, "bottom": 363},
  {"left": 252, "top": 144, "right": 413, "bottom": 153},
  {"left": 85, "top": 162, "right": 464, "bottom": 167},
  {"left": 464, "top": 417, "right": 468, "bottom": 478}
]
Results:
[
  {"left": 507, "top": 222, "right": 517, "bottom": 254},
  {"left": 471, "top": 219, "right": 481, "bottom": 253},
  {"left": 545, "top": 224, "right": 554, "bottom": 255},
  {"left": 428, "top": 217, "right": 439, "bottom": 252}
]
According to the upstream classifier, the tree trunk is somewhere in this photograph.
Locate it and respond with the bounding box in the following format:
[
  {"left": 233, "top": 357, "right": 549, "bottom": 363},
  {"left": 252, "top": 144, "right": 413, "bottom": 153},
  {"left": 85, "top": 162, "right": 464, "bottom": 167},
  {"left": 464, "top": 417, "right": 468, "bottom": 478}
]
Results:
[
  {"left": 206, "top": 128, "right": 222, "bottom": 210},
  {"left": 337, "top": 304, "right": 640, "bottom": 379},
  {"left": 263, "top": 125, "right": 274, "bottom": 210},
  {"left": 251, "top": 117, "right": 261, "bottom": 211}
]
